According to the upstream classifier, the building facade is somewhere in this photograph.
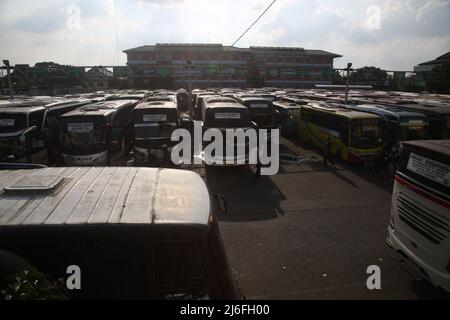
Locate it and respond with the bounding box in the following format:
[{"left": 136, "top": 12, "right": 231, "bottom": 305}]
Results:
[
  {"left": 123, "top": 43, "right": 341, "bottom": 89},
  {"left": 414, "top": 52, "right": 450, "bottom": 88}
]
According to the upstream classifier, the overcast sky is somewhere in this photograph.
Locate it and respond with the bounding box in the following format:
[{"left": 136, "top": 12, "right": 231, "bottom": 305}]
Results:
[{"left": 0, "top": 0, "right": 449, "bottom": 70}]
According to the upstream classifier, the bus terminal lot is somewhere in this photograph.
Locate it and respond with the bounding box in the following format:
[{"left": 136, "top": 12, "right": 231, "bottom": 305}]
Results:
[{"left": 197, "top": 136, "right": 450, "bottom": 300}]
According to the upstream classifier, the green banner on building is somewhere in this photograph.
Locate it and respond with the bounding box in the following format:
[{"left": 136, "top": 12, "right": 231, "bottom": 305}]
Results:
[
  {"left": 156, "top": 67, "right": 172, "bottom": 77},
  {"left": 113, "top": 66, "right": 128, "bottom": 77},
  {"left": 269, "top": 69, "right": 279, "bottom": 78}
]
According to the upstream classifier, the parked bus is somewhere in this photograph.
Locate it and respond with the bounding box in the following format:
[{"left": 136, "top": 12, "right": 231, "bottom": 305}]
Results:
[
  {"left": 299, "top": 104, "right": 384, "bottom": 163},
  {"left": 0, "top": 167, "right": 239, "bottom": 299},
  {"left": 0, "top": 99, "right": 91, "bottom": 165},
  {"left": 383, "top": 103, "right": 450, "bottom": 140},
  {"left": 202, "top": 99, "right": 256, "bottom": 166},
  {"left": 234, "top": 97, "right": 281, "bottom": 130},
  {"left": 60, "top": 100, "right": 138, "bottom": 166},
  {"left": 132, "top": 100, "right": 180, "bottom": 165},
  {"left": 273, "top": 101, "right": 301, "bottom": 137},
  {"left": 349, "top": 104, "right": 430, "bottom": 153},
  {"left": 387, "top": 140, "right": 450, "bottom": 292}
]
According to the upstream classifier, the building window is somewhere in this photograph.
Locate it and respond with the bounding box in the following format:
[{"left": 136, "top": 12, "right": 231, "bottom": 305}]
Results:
[
  {"left": 157, "top": 52, "right": 170, "bottom": 61},
  {"left": 286, "top": 57, "right": 295, "bottom": 63}
]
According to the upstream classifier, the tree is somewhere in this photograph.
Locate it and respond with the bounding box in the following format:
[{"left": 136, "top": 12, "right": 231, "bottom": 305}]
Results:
[
  {"left": 426, "top": 62, "right": 450, "bottom": 94},
  {"left": 351, "top": 66, "right": 388, "bottom": 85}
]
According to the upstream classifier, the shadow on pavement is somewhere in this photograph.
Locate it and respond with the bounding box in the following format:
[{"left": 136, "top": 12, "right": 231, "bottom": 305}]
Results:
[
  {"left": 205, "top": 165, "right": 286, "bottom": 222},
  {"left": 411, "top": 279, "right": 450, "bottom": 300},
  {"left": 281, "top": 136, "right": 394, "bottom": 192}
]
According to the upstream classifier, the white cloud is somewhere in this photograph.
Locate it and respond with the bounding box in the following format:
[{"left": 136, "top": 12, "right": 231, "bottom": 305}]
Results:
[{"left": 0, "top": 0, "right": 448, "bottom": 70}]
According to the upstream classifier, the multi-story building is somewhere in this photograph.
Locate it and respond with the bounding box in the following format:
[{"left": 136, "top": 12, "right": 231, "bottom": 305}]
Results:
[
  {"left": 414, "top": 52, "right": 450, "bottom": 88},
  {"left": 123, "top": 43, "right": 341, "bottom": 89}
]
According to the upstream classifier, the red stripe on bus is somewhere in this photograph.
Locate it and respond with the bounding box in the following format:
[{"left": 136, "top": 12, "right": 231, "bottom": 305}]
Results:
[{"left": 395, "top": 175, "right": 450, "bottom": 210}]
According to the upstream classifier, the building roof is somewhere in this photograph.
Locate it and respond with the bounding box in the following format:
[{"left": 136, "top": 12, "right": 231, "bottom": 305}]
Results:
[
  {"left": 123, "top": 43, "right": 342, "bottom": 57},
  {"left": 86, "top": 66, "right": 114, "bottom": 78},
  {"left": 419, "top": 51, "right": 450, "bottom": 66}
]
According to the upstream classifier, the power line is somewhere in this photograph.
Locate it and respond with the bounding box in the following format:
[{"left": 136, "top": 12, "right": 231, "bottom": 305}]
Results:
[
  {"left": 230, "top": 0, "right": 278, "bottom": 47},
  {"left": 114, "top": 0, "right": 120, "bottom": 67}
]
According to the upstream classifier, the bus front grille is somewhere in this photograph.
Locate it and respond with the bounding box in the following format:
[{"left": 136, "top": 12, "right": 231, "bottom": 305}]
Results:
[{"left": 397, "top": 192, "right": 450, "bottom": 245}]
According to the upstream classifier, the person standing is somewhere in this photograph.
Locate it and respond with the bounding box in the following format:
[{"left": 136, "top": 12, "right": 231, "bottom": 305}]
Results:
[{"left": 323, "top": 137, "right": 333, "bottom": 166}]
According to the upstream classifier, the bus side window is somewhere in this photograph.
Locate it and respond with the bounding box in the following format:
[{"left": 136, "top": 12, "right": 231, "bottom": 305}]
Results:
[
  {"left": 338, "top": 120, "right": 349, "bottom": 146},
  {"left": 29, "top": 110, "right": 46, "bottom": 151}
]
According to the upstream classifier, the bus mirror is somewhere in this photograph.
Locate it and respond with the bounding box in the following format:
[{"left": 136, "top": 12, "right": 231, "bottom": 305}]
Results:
[
  {"left": 19, "top": 135, "right": 26, "bottom": 145},
  {"left": 251, "top": 121, "right": 259, "bottom": 130},
  {"left": 180, "top": 115, "right": 193, "bottom": 128},
  {"left": 212, "top": 193, "right": 228, "bottom": 215}
]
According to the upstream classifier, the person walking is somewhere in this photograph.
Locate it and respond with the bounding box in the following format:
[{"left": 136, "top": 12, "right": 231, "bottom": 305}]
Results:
[{"left": 323, "top": 137, "right": 333, "bottom": 166}]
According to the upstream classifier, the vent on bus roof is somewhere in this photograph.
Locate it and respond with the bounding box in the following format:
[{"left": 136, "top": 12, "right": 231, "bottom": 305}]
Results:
[{"left": 4, "top": 176, "right": 65, "bottom": 194}]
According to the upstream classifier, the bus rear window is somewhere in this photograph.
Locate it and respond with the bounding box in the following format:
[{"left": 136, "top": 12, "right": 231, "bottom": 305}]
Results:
[
  {"left": 406, "top": 153, "right": 449, "bottom": 188},
  {"left": 399, "top": 118, "right": 430, "bottom": 141},
  {"left": 399, "top": 148, "right": 450, "bottom": 196}
]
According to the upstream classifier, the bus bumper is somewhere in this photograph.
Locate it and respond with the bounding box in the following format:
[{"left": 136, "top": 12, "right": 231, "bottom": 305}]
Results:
[{"left": 387, "top": 225, "right": 450, "bottom": 292}]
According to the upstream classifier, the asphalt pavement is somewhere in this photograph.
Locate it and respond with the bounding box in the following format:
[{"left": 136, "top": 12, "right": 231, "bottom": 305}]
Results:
[{"left": 196, "top": 137, "right": 450, "bottom": 300}]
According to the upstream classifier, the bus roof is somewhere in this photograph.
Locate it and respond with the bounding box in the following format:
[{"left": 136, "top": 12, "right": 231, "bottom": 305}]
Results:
[
  {"left": 204, "top": 97, "right": 236, "bottom": 104},
  {"left": 237, "top": 97, "right": 272, "bottom": 104},
  {"left": 204, "top": 101, "right": 247, "bottom": 110},
  {"left": 0, "top": 105, "right": 46, "bottom": 114},
  {"left": 273, "top": 101, "right": 301, "bottom": 110},
  {"left": 135, "top": 101, "right": 177, "bottom": 110},
  {"left": 402, "top": 140, "right": 450, "bottom": 157},
  {"left": 353, "top": 104, "right": 429, "bottom": 120},
  {"left": 386, "top": 103, "right": 450, "bottom": 116},
  {"left": 303, "top": 103, "right": 381, "bottom": 120},
  {"left": 0, "top": 167, "right": 210, "bottom": 227},
  {"left": 61, "top": 100, "right": 137, "bottom": 118}
]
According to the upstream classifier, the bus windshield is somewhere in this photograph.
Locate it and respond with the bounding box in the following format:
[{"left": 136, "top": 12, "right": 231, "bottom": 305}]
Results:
[
  {"left": 399, "top": 118, "right": 430, "bottom": 141},
  {"left": 0, "top": 136, "right": 26, "bottom": 161},
  {"left": 350, "top": 119, "right": 382, "bottom": 149},
  {"left": 61, "top": 118, "right": 106, "bottom": 155},
  {"left": 0, "top": 114, "right": 27, "bottom": 134}
]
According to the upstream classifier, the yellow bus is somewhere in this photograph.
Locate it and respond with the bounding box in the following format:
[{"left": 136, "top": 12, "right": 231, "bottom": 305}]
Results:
[{"left": 299, "top": 103, "right": 384, "bottom": 163}]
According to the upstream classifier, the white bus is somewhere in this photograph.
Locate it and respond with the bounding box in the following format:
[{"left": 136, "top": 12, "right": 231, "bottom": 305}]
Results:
[{"left": 387, "top": 140, "right": 450, "bottom": 292}]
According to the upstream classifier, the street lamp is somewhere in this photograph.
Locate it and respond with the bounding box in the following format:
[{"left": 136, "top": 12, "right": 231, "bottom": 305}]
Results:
[
  {"left": 3, "top": 60, "right": 14, "bottom": 100},
  {"left": 187, "top": 59, "right": 192, "bottom": 113},
  {"left": 345, "top": 63, "right": 352, "bottom": 105}
]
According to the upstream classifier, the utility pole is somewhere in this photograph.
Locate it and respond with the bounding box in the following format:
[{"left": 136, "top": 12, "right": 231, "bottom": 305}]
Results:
[
  {"left": 3, "top": 60, "right": 14, "bottom": 100},
  {"left": 187, "top": 59, "right": 193, "bottom": 113},
  {"left": 187, "top": 60, "right": 192, "bottom": 94},
  {"left": 345, "top": 62, "right": 352, "bottom": 105}
]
